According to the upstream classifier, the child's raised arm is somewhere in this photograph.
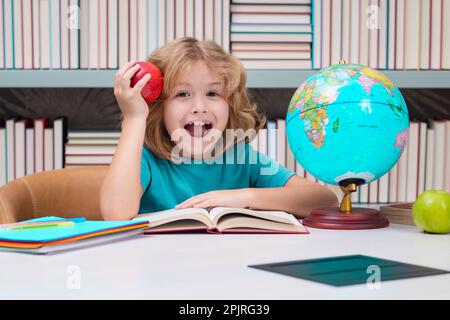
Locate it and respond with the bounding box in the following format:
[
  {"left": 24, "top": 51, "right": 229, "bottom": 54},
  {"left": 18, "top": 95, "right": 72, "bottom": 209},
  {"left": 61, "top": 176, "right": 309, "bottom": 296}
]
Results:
[{"left": 100, "top": 61, "right": 152, "bottom": 220}]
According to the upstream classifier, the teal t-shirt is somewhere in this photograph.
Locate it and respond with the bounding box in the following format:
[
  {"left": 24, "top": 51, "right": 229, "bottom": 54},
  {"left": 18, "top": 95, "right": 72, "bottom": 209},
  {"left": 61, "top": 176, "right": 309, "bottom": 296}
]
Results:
[{"left": 138, "top": 143, "right": 295, "bottom": 214}]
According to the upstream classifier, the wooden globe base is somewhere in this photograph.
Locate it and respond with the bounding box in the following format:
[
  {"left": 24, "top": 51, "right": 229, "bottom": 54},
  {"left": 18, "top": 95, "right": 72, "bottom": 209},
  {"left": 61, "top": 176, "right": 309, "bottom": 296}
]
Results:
[{"left": 302, "top": 207, "right": 389, "bottom": 230}]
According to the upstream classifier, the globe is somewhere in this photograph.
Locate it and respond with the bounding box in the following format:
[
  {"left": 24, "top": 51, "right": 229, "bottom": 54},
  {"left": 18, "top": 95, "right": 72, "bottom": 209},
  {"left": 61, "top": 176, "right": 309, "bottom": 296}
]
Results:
[{"left": 286, "top": 63, "right": 409, "bottom": 187}]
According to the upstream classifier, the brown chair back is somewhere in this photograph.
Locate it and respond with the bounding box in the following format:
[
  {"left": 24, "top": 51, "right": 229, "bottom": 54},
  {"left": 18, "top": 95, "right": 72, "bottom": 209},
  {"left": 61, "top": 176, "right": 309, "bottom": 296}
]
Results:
[{"left": 0, "top": 166, "right": 109, "bottom": 223}]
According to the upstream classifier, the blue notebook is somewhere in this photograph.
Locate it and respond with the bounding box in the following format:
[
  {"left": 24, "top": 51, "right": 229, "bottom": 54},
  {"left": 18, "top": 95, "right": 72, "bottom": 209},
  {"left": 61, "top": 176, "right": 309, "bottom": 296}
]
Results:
[{"left": 0, "top": 216, "right": 149, "bottom": 254}]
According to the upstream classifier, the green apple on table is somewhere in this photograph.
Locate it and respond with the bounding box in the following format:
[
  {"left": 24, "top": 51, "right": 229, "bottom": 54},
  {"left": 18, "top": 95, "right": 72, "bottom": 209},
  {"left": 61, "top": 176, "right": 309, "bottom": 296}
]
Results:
[{"left": 412, "top": 190, "right": 450, "bottom": 234}]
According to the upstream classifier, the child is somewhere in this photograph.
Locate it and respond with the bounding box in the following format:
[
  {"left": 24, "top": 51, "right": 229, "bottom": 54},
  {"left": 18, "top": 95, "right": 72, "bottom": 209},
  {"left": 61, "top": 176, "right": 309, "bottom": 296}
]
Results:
[{"left": 100, "top": 37, "right": 338, "bottom": 220}]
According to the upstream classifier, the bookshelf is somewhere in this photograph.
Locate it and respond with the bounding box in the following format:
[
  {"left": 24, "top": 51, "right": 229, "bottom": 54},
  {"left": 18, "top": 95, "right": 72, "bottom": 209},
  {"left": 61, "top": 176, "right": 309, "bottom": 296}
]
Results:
[
  {"left": 2, "top": 0, "right": 450, "bottom": 201},
  {"left": 2, "top": 70, "right": 450, "bottom": 88}
]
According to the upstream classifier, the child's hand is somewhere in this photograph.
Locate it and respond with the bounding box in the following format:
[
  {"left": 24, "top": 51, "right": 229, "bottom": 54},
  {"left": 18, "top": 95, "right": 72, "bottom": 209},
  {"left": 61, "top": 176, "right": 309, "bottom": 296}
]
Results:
[
  {"left": 175, "top": 189, "right": 253, "bottom": 209},
  {"left": 114, "top": 61, "right": 152, "bottom": 119}
]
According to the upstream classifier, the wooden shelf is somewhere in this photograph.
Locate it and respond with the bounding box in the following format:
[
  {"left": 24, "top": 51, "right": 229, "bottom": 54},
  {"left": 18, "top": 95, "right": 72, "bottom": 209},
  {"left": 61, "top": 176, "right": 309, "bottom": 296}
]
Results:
[{"left": 1, "top": 69, "right": 450, "bottom": 88}]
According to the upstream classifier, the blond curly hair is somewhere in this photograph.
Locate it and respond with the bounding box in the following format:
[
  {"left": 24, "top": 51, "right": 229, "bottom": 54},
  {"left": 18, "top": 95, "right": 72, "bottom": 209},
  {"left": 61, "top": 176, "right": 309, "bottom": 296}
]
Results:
[{"left": 136, "top": 37, "right": 265, "bottom": 159}]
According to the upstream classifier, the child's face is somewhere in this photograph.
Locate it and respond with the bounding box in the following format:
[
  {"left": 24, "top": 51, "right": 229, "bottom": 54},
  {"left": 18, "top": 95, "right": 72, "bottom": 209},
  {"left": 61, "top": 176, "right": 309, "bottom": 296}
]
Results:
[{"left": 163, "top": 61, "right": 229, "bottom": 159}]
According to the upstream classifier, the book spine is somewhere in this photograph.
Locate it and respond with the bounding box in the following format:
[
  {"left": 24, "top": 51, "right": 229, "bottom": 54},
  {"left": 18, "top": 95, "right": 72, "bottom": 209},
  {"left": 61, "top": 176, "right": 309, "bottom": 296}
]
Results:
[
  {"left": 341, "top": 0, "right": 350, "bottom": 64},
  {"left": 359, "top": 0, "right": 369, "bottom": 66},
  {"left": 204, "top": 0, "right": 213, "bottom": 40},
  {"left": 222, "top": 0, "right": 230, "bottom": 52},
  {"left": 107, "top": 0, "right": 117, "bottom": 69},
  {"left": 417, "top": 122, "right": 427, "bottom": 196},
  {"left": 429, "top": 0, "right": 441, "bottom": 69},
  {"left": 387, "top": 0, "right": 396, "bottom": 69},
  {"left": 69, "top": 0, "right": 80, "bottom": 69},
  {"left": 419, "top": 0, "right": 430, "bottom": 69},
  {"left": 79, "top": 0, "right": 89, "bottom": 68},
  {"left": 406, "top": 121, "right": 419, "bottom": 202},
  {"left": 359, "top": 183, "right": 369, "bottom": 203},
  {"left": 330, "top": 0, "right": 342, "bottom": 65},
  {"left": 6, "top": 119, "right": 15, "bottom": 182},
  {"left": 99, "top": 0, "right": 107, "bottom": 68},
  {"left": 258, "top": 128, "right": 267, "bottom": 156},
  {"left": 157, "top": 0, "right": 166, "bottom": 47},
  {"left": 13, "top": 0, "right": 23, "bottom": 69},
  {"left": 442, "top": 0, "right": 450, "bottom": 69},
  {"left": 0, "top": 0, "right": 4, "bottom": 69},
  {"left": 395, "top": 0, "right": 405, "bottom": 69},
  {"left": 432, "top": 121, "right": 446, "bottom": 189},
  {"left": 368, "top": 180, "right": 379, "bottom": 204},
  {"left": 444, "top": 121, "right": 450, "bottom": 192},
  {"left": 388, "top": 161, "right": 398, "bottom": 203},
  {"left": 23, "top": 0, "right": 33, "bottom": 69},
  {"left": 0, "top": 128, "right": 6, "bottom": 186},
  {"left": 267, "top": 121, "right": 276, "bottom": 162},
  {"left": 14, "top": 120, "right": 28, "bottom": 179},
  {"left": 276, "top": 119, "right": 286, "bottom": 167},
  {"left": 88, "top": 0, "right": 98, "bottom": 69},
  {"left": 53, "top": 118, "right": 65, "bottom": 169},
  {"left": 138, "top": 0, "right": 147, "bottom": 61},
  {"left": 175, "top": 0, "right": 185, "bottom": 38},
  {"left": 404, "top": 0, "right": 420, "bottom": 70},
  {"left": 349, "top": 0, "right": 360, "bottom": 64},
  {"left": 129, "top": 0, "right": 137, "bottom": 62},
  {"left": 214, "top": 0, "right": 222, "bottom": 46},
  {"left": 185, "top": 0, "right": 194, "bottom": 37},
  {"left": 50, "top": 0, "right": 60, "bottom": 69},
  {"left": 378, "top": 0, "right": 388, "bottom": 69},
  {"left": 424, "top": 127, "right": 434, "bottom": 190},
  {"left": 3, "top": 0, "right": 13, "bottom": 68},
  {"left": 25, "top": 127, "right": 34, "bottom": 176},
  {"left": 194, "top": 0, "right": 203, "bottom": 40},
  {"left": 44, "top": 127, "right": 54, "bottom": 171},
  {"left": 148, "top": 0, "right": 158, "bottom": 53},
  {"left": 34, "top": 118, "right": 47, "bottom": 173},
  {"left": 166, "top": 0, "right": 175, "bottom": 42},
  {"left": 396, "top": 139, "right": 408, "bottom": 202},
  {"left": 368, "top": 0, "right": 378, "bottom": 69},
  {"left": 312, "top": 0, "right": 321, "bottom": 68},
  {"left": 378, "top": 172, "right": 389, "bottom": 203},
  {"left": 60, "top": 0, "right": 69, "bottom": 69}
]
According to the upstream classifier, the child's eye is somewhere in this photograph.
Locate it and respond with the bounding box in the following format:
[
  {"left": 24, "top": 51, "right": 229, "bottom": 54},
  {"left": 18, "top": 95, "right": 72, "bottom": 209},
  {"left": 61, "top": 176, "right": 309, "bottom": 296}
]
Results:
[
  {"left": 176, "top": 91, "right": 189, "bottom": 97},
  {"left": 207, "top": 91, "right": 219, "bottom": 97}
]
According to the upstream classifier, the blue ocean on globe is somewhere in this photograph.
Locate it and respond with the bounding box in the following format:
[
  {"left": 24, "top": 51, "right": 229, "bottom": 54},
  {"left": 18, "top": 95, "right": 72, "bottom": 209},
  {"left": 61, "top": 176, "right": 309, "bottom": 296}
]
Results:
[{"left": 286, "top": 63, "right": 410, "bottom": 186}]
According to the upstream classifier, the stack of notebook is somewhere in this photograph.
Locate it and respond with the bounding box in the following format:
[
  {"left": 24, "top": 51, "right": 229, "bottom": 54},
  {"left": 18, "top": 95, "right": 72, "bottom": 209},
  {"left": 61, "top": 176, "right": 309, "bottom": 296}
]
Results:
[{"left": 0, "top": 216, "right": 149, "bottom": 254}]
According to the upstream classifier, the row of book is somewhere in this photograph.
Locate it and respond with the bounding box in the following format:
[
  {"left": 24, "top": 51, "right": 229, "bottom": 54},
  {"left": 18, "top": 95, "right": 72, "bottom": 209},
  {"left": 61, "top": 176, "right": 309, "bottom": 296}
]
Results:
[
  {"left": 64, "top": 130, "right": 118, "bottom": 168},
  {"left": 230, "top": 0, "right": 313, "bottom": 69},
  {"left": 0, "top": 118, "right": 66, "bottom": 186},
  {"left": 57, "top": 118, "right": 450, "bottom": 204},
  {"left": 3, "top": 0, "right": 450, "bottom": 71},
  {"left": 0, "top": 0, "right": 230, "bottom": 70},
  {"left": 248, "top": 119, "right": 449, "bottom": 203},
  {"left": 313, "top": 0, "right": 450, "bottom": 70}
]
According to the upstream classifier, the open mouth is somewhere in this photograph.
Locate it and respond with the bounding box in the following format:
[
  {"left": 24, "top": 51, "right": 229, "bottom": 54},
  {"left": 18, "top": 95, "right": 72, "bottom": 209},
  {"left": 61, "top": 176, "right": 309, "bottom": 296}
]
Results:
[{"left": 184, "top": 120, "right": 213, "bottom": 138}]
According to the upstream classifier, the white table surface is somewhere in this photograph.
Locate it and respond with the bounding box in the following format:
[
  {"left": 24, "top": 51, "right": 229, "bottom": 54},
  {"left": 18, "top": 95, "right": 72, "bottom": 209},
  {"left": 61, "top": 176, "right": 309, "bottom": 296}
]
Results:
[{"left": 1, "top": 223, "right": 449, "bottom": 300}]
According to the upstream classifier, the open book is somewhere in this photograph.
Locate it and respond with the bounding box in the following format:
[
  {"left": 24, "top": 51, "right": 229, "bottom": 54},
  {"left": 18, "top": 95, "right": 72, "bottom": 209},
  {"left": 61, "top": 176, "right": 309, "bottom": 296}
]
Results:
[{"left": 133, "top": 207, "right": 309, "bottom": 234}]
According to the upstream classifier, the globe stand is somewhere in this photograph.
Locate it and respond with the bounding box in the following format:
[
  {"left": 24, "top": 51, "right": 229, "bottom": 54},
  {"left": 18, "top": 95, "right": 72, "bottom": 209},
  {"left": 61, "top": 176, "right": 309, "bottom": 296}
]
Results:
[{"left": 302, "top": 182, "right": 389, "bottom": 230}]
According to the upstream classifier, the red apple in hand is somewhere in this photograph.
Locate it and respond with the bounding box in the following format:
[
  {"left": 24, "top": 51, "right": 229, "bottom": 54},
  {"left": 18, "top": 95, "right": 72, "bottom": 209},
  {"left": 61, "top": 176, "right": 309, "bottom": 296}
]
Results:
[{"left": 130, "top": 61, "right": 163, "bottom": 104}]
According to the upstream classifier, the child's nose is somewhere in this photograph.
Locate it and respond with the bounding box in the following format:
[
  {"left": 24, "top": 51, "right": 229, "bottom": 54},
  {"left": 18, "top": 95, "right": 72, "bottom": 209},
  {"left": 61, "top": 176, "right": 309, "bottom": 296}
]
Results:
[{"left": 191, "top": 101, "right": 208, "bottom": 114}]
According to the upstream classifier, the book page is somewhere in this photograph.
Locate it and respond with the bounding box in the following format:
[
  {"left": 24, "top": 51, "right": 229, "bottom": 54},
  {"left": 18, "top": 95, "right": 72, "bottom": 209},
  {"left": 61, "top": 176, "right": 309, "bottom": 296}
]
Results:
[
  {"left": 217, "top": 216, "right": 307, "bottom": 233},
  {"left": 142, "top": 220, "right": 208, "bottom": 233},
  {"left": 208, "top": 207, "right": 300, "bottom": 227},
  {"left": 134, "top": 208, "right": 212, "bottom": 228}
]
